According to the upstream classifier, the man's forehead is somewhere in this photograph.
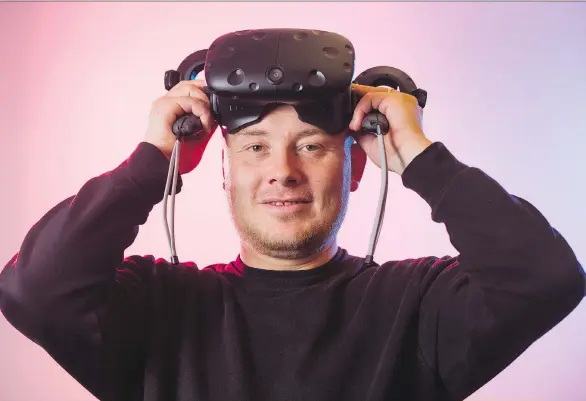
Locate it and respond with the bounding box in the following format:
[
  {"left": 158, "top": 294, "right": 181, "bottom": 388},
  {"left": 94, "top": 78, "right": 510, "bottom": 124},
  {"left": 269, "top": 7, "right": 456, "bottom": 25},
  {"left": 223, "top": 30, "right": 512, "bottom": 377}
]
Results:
[{"left": 233, "top": 127, "right": 327, "bottom": 139}]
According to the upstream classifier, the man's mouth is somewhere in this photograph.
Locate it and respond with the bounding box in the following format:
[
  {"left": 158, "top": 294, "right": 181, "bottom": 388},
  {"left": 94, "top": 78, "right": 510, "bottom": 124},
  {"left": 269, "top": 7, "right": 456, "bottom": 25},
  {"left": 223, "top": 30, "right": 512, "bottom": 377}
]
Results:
[{"left": 266, "top": 200, "right": 310, "bottom": 206}]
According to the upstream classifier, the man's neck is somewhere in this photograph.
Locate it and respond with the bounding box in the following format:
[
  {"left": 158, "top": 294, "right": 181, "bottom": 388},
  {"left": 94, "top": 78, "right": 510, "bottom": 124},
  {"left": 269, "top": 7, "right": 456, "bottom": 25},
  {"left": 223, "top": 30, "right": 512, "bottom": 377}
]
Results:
[{"left": 239, "top": 241, "right": 339, "bottom": 271}]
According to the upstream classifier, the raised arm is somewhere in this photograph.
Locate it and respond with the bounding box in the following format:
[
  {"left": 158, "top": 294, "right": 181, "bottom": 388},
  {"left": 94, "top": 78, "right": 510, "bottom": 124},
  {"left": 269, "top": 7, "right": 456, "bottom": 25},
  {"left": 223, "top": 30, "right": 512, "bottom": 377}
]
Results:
[
  {"left": 0, "top": 79, "right": 216, "bottom": 398},
  {"left": 0, "top": 142, "right": 176, "bottom": 399},
  {"left": 403, "top": 142, "right": 585, "bottom": 399}
]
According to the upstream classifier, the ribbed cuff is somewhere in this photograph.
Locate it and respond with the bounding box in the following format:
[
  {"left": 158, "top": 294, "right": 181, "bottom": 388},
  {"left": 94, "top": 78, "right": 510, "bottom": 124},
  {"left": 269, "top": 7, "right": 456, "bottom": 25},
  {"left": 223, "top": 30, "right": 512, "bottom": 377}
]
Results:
[
  {"left": 401, "top": 142, "right": 468, "bottom": 212},
  {"left": 112, "top": 142, "right": 183, "bottom": 203}
]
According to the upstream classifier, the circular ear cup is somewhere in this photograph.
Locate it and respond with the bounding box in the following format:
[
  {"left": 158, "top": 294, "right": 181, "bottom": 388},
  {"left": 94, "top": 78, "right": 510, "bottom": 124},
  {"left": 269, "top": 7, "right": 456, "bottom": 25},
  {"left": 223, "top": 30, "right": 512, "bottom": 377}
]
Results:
[
  {"left": 164, "top": 49, "right": 209, "bottom": 91},
  {"left": 177, "top": 49, "right": 208, "bottom": 81},
  {"left": 353, "top": 66, "right": 427, "bottom": 109},
  {"left": 164, "top": 49, "right": 212, "bottom": 138},
  {"left": 354, "top": 66, "right": 417, "bottom": 91}
]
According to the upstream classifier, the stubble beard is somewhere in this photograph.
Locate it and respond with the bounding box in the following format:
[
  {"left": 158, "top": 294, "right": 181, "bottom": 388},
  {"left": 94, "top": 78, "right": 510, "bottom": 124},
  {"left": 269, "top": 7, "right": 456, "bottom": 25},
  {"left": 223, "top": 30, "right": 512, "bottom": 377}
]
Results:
[{"left": 229, "top": 192, "right": 350, "bottom": 260}]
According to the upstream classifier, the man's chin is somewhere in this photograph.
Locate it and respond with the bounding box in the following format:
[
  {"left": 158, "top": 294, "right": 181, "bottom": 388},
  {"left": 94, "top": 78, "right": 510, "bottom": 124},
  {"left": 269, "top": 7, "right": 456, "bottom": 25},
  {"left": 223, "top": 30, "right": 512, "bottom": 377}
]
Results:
[
  {"left": 246, "top": 228, "right": 326, "bottom": 260},
  {"left": 253, "top": 241, "right": 318, "bottom": 260},
  {"left": 260, "top": 232, "right": 311, "bottom": 250}
]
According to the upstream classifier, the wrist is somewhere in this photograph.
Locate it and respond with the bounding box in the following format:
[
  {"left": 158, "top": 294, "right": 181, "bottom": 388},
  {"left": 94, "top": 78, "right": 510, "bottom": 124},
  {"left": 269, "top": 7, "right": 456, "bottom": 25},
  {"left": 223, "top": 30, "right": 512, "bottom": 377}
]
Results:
[
  {"left": 390, "top": 136, "right": 433, "bottom": 175},
  {"left": 111, "top": 142, "right": 181, "bottom": 202},
  {"left": 401, "top": 142, "right": 468, "bottom": 210},
  {"left": 144, "top": 139, "right": 173, "bottom": 160}
]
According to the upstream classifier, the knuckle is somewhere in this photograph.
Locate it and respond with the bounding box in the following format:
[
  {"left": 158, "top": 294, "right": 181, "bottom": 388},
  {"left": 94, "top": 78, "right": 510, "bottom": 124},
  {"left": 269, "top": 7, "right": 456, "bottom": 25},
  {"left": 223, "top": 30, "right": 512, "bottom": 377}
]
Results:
[
  {"left": 189, "top": 97, "right": 205, "bottom": 109},
  {"left": 166, "top": 80, "right": 203, "bottom": 97},
  {"left": 191, "top": 98, "right": 212, "bottom": 116},
  {"left": 177, "top": 79, "right": 198, "bottom": 88},
  {"left": 186, "top": 82, "right": 203, "bottom": 92},
  {"left": 151, "top": 97, "right": 166, "bottom": 110},
  {"left": 404, "top": 94, "right": 418, "bottom": 106},
  {"left": 363, "top": 91, "right": 376, "bottom": 100},
  {"left": 192, "top": 90, "right": 209, "bottom": 102},
  {"left": 358, "top": 94, "right": 374, "bottom": 107}
]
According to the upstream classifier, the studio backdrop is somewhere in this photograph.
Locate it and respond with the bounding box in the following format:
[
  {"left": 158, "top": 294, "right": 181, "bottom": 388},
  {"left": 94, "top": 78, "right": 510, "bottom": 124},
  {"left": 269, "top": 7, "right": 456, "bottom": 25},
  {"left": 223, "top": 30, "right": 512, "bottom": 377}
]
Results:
[{"left": 0, "top": 2, "right": 584, "bottom": 401}]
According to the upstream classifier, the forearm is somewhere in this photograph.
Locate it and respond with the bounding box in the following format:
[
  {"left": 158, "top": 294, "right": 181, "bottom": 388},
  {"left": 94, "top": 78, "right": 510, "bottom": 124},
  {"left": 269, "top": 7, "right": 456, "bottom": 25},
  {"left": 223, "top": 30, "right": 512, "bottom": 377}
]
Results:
[
  {"left": 0, "top": 141, "right": 172, "bottom": 350},
  {"left": 403, "top": 142, "right": 585, "bottom": 398},
  {"left": 405, "top": 142, "right": 584, "bottom": 302}
]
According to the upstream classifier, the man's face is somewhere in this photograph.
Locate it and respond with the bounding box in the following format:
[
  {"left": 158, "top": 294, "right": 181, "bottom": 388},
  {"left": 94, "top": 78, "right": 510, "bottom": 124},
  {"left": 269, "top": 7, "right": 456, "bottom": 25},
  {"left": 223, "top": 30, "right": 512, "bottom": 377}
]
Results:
[{"left": 222, "top": 105, "right": 365, "bottom": 260}]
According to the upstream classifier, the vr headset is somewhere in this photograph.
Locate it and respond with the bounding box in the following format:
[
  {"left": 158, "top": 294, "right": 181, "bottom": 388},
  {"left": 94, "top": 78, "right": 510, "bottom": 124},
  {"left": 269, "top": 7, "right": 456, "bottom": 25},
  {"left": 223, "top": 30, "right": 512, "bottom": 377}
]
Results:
[{"left": 161, "top": 28, "right": 428, "bottom": 266}]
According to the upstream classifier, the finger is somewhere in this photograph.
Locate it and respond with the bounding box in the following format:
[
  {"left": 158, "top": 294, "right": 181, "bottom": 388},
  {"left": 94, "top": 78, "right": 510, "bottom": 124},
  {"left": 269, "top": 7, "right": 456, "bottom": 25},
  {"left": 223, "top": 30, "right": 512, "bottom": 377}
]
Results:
[
  {"left": 351, "top": 130, "right": 376, "bottom": 151},
  {"left": 166, "top": 79, "right": 209, "bottom": 103},
  {"left": 156, "top": 96, "right": 215, "bottom": 134},
  {"left": 176, "top": 97, "right": 216, "bottom": 135},
  {"left": 155, "top": 95, "right": 208, "bottom": 117},
  {"left": 349, "top": 92, "right": 394, "bottom": 131},
  {"left": 351, "top": 83, "right": 393, "bottom": 96},
  {"left": 169, "top": 79, "right": 206, "bottom": 91}
]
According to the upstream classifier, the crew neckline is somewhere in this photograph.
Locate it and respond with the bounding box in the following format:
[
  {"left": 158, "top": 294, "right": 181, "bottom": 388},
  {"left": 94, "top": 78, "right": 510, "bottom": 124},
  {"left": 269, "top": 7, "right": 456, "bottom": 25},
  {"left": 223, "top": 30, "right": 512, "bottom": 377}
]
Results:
[{"left": 230, "top": 247, "right": 350, "bottom": 291}]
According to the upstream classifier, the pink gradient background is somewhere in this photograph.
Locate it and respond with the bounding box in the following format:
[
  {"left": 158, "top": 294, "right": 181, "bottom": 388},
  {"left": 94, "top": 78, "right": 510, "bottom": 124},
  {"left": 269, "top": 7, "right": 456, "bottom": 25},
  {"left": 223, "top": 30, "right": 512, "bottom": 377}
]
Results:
[{"left": 1, "top": 2, "right": 585, "bottom": 401}]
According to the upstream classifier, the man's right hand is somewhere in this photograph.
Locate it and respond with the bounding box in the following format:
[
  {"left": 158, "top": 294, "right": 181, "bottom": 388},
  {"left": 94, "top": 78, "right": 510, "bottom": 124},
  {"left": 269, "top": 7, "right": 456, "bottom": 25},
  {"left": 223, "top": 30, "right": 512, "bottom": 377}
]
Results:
[{"left": 144, "top": 79, "right": 218, "bottom": 175}]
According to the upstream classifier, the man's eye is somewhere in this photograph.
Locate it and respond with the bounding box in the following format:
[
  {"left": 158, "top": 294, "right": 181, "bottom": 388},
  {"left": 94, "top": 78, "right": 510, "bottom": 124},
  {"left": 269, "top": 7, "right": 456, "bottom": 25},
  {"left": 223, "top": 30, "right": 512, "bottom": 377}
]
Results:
[{"left": 302, "top": 144, "right": 321, "bottom": 151}]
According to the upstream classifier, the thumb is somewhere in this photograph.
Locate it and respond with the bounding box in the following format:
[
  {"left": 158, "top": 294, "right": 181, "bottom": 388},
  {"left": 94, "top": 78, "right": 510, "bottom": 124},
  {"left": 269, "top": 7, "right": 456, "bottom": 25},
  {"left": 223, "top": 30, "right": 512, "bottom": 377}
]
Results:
[{"left": 352, "top": 130, "right": 376, "bottom": 153}]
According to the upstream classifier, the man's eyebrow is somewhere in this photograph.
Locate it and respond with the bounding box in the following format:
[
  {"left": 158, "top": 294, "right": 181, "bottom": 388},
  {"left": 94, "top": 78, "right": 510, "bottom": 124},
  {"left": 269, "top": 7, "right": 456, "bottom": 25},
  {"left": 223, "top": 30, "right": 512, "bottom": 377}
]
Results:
[
  {"left": 235, "top": 128, "right": 327, "bottom": 138},
  {"left": 296, "top": 128, "right": 328, "bottom": 138},
  {"left": 234, "top": 129, "right": 268, "bottom": 137}
]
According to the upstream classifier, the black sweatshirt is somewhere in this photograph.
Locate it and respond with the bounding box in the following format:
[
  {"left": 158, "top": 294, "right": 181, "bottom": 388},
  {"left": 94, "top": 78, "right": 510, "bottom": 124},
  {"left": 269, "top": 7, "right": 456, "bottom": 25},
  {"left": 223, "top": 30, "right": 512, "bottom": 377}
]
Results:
[{"left": 0, "top": 141, "right": 584, "bottom": 401}]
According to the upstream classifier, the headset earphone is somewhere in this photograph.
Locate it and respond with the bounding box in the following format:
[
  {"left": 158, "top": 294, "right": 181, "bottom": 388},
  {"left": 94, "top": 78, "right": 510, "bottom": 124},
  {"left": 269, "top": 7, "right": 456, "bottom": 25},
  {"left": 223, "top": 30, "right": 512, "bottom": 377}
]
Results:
[{"left": 161, "top": 28, "right": 427, "bottom": 267}]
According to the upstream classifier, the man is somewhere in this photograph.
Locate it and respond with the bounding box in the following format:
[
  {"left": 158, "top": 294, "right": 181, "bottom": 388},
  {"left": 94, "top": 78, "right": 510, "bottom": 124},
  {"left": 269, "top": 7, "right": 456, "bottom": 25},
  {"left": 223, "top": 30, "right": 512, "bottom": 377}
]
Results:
[{"left": 0, "top": 79, "right": 584, "bottom": 401}]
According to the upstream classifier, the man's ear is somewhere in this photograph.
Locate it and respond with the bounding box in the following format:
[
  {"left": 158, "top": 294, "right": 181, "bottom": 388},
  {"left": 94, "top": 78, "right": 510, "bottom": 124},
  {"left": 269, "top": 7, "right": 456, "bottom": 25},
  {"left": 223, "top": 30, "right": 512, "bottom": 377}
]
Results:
[{"left": 350, "top": 142, "right": 367, "bottom": 192}]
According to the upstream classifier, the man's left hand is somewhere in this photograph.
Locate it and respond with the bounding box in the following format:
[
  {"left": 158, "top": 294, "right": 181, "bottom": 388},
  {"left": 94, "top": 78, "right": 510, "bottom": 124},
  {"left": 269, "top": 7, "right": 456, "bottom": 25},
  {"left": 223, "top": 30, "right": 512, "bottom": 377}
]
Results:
[{"left": 349, "top": 84, "right": 433, "bottom": 175}]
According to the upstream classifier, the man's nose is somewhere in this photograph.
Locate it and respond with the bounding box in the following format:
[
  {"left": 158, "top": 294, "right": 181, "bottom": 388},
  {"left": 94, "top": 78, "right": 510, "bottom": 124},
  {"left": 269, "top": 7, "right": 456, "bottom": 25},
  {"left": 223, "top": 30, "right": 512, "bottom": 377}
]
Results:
[{"left": 267, "top": 149, "right": 303, "bottom": 186}]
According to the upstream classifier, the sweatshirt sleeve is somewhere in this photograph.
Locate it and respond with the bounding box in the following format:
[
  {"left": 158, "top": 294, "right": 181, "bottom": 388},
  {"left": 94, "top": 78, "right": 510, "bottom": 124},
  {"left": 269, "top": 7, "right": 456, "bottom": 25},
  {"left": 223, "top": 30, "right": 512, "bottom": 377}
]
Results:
[
  {"left": 401, "top": 142, "right": 585, "bottom": 400},
  {"left": 0, "top": 142, "right": 179, "bottom": 400}
]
